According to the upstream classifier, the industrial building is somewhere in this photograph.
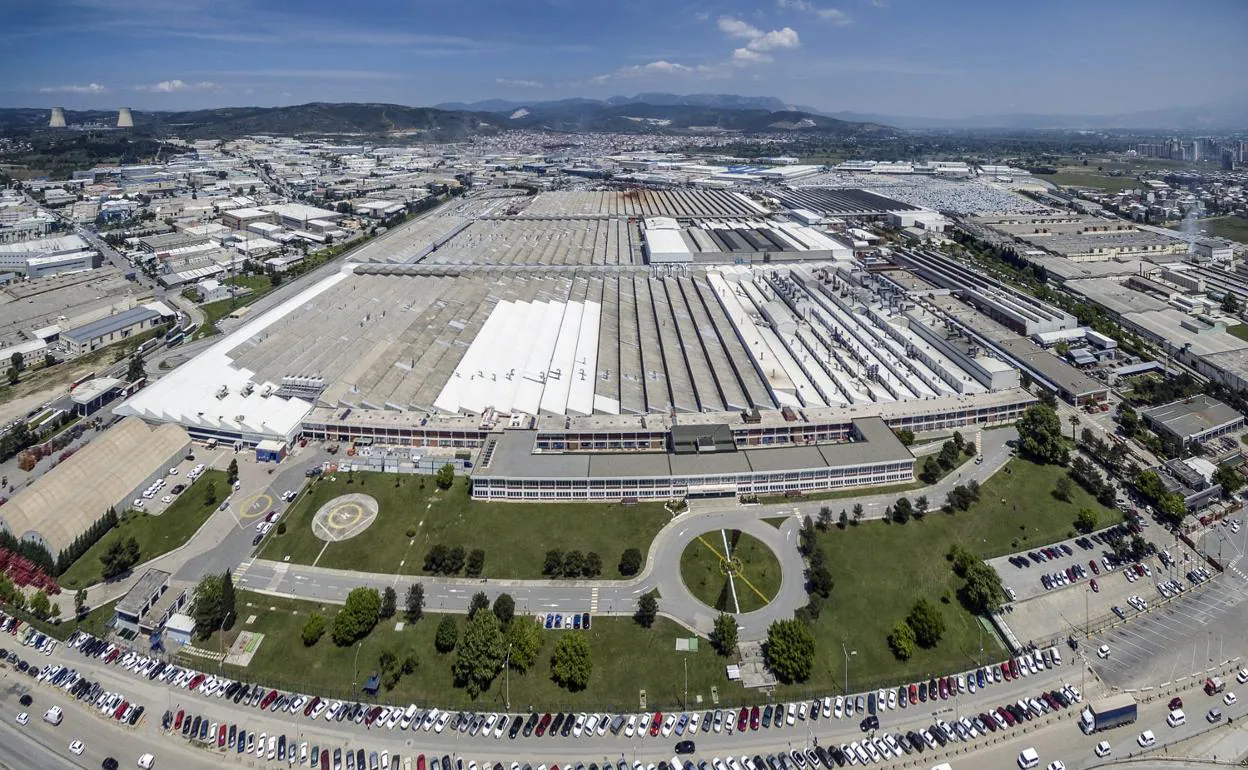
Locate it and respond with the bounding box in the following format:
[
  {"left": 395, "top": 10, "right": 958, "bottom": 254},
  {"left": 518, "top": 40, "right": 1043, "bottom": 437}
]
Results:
[
  {"left": 640, "top": 218, "right": 853, "bottom": 264},
  {"left": 778, "top": 188, "right": 919, "bottom": 218},
  {"left": 60, "top": 304, "right": 171, "bottom": 357},
  {"left": 0, "top": 418, "right": 190, "bottom": 557},
  {"left": 0, "top": 234, "right": 100, "bottom": 279},
  {"left": 1143, "top": 395, "right": 1245, "bottom": 448}
]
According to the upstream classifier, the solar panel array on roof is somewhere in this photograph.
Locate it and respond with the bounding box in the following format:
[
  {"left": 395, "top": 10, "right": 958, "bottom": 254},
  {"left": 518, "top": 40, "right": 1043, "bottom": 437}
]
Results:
[{"left": 780, "top": 188, "right": 920, "bottom": 216}]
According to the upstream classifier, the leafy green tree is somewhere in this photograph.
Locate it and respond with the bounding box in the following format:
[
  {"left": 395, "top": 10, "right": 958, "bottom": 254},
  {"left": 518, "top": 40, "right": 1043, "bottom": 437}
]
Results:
[
  {"left": 892, "top": 497, "right": 913, "bottom": 523},
  {"left": 915, "top": 496, "right": 929, "bottom": 518},
  {"left": 764, "top": 619, "right": 815, "bottom": 684},
  {"left": 852, "top": 503, "right": 864, "bottom": 525},
  {"left": 562, "top": 550, "right": 585, "bottom": 578},
  {"left": 583, "top": 551, "right": 602, "bottom": 578},
  {"left": 938, "top": 440, "right": 961, "bottom": 470},
  {"left": 29, "top": 590, "right": 50, "bottom": 620},
  {"left": 380, "top": 586, "right": 397, "bottom": 619},
  {"left": 434, "top": 463, "right": 455, "bottom": 490},
  {"left": 817, "top": 505, "right": 833, "bottom": 531},
  {"left": 301, "top": 612, "right": 326, "bottom": 645},
  {"left": 226, "top": 458, "right": 239, "bottom": 484},
  {"left": 807, "top": 563, "right": 833, "bottom": 598},
  {"left": 1054, "top": 476, "right": 1073, "bottom": 502},
  {"left": 1158, "top": 492, "right": 1186, "bottom": 523},
  {"left": 888, "top": 620, "right": 916, "bottom": 661},
  {"left": 895, "top": 428, "right": 915, "bottom": 446},
  {"left": 468, "top": 591, "right": 490, "bottom": 619},
  {"left": 550, "top": 631, "right": 592, "bottom": 691},
  {"left": 618, "top": 548, "right": 642, "bottom": 576},
  {"left": 466, "top": 549, "right": 486, "bottom": 577},
  {"left": 191, "top": 574, "right": 224, "bottom": 637},
  {"left": 452, "top": 609, "right": 506, "bottom": 697},
  {"left": 634, "top": 591, "right": 658, "bottom": 628},
  {"left": 506, "top": 616, "right": 542, "bottom": 672},
  {"left": 204, "top": 480, "right": 218, "bottom": 506},
  {"left": 711, "top": 613, "right": 738, "bottom": 656},
  {"left": 404, "top": 583, "right": 424, "bottom": 622},
  {"left": 906, "top": 598, "right": 945, "bottom": 648},
  {"left": 947, "top": 543, "right": 977, "bottom": 577},
  {"left": 961, "top": 562, "right": 1007, "bottom": 614},
  {"left": 74, "top": 588, "right": 87, "bottom": 618},
  {"left": 1213, "top": 465, "right": 1244, "bottom": 498},
  {"left": 543, "top": 549, "right": 564, "bottom": 576},
  {"left": 435, "top": 616, "right": 458, "bottom": 653},
  {"left": 1017, "top": 404, "right": 1068, "bottom": 465},
  {"left": 221, "top": 569, "right": 236, "bottom": 628},
  {"left": 126, "top": 354, "right": 145, "bottom": 383},
  {"left": 1074, "top": 507, "right": 1098, "bottom": 534},
  {"left": 99, "top": 536, "right": 141, "bottom": 580},
  {"left": 1222, "top": 292, "right": 1240, "bottom": 315},
  {"left": 331, "top": 587, "right": 381, "bottom": 646},
  {"left": 492, "top": 593, "right": 515, "bottom": 627}
]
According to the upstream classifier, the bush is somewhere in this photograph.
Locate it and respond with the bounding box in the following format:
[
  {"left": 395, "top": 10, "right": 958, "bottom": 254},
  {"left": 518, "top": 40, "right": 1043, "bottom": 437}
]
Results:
[
  {"left": 301, "top": 613, "right": 326, "bottom": 646},
  {"left": 618, "top": 548, "right": 643, "bottom": 577},
  {"left": 888, "top": 620, "right": 916, "bottom": 661},
  {"left": 435, "top": 615, "right": 458, "bottom": 653},
  {"left": 551, "top": 632, "right": 592, "bottom": 691},
  {"left": 276, "top": 521, "right": 287, "bottom": 536},
  {"left": 330, "top": 587, "right": 381, "bottom": 646}
]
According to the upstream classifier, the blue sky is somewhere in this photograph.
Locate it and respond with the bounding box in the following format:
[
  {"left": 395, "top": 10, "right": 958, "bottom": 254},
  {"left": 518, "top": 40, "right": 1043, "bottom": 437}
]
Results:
[{"left": 3, "top": 0, "right": 1245, "bottom": 117}]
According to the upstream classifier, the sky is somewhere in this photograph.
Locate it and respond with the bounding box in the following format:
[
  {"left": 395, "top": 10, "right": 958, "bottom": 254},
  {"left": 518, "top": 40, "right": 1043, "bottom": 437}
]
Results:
[{"left": 3, "top": 0, "right": 1246, "bottom": 118}]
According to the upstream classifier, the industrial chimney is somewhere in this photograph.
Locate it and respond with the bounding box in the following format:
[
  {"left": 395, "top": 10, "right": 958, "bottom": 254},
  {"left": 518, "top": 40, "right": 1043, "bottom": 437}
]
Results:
[
  {"left": 49, "top": 107, "right": 66, "bottom": 128},
  {"left": 116, "top": 107, "right": 134, "bottom": 128}
]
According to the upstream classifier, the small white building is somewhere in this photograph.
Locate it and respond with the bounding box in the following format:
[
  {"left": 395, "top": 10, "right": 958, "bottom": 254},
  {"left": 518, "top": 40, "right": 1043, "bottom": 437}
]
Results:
[{"left": 194, "top": 278, "right": 234, "bottom": 303}]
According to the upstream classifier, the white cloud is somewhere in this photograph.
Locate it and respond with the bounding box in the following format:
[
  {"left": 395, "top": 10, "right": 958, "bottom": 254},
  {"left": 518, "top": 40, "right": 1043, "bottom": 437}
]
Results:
[
  {"left": 731, "top": 48, "right": 773, "bottom": 64},
  {"left": 718, "top": 17, "right": 762, "bottom": 39},
  {"left": 750, "top": 27, "right": 801, "bottom": 51},
  {"left": 495, "top": 78, "right": 544, "bottom": 88},
  {"left": 776, "top": 0, "right": 852, "bottom": 25},
  {"left": 590, "top": 60, "right": 722, "bottom": 84},
  {"left": 38, "top": 83, "right": 107, "bottom": 94},
  {"left": 717, "top": 16, "right": 801, "bottom": 62},
  {"left": 134, "top": 79, "right": 221, "bottom": 93}
]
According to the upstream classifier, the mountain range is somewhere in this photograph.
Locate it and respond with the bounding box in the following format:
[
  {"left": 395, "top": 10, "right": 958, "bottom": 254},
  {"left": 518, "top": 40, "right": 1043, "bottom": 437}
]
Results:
[{"left": 439, "top": 93, "right": 1248, "bottom": 131}]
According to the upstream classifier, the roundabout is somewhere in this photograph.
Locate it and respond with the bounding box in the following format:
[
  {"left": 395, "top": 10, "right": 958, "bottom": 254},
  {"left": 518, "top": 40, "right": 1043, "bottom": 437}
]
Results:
[
  {"left": 679, "top": 528, "right": 783, "bottom": 614},
  {"left": 310, "top": 494, "right": 379, "bottom": 542}
]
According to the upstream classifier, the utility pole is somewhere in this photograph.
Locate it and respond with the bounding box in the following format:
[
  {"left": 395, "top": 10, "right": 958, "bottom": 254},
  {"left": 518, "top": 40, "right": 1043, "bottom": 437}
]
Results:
[
  {"left": 352, "top": 641, "right": 363, "bottom": 697},
  {"left": 684, "top": 657, "right": 689, "bottom": 710},
  {"left": 504, "top": 642, "right": 512, "bottom": 712},
  {"left": 842, "top": 642, "right": 857, "bottom": 695}
]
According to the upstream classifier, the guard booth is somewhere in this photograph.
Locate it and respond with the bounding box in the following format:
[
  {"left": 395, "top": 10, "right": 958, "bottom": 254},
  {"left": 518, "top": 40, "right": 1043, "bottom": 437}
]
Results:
[{"left": 255, "top": 439, "right": 287, "bottom": 463}]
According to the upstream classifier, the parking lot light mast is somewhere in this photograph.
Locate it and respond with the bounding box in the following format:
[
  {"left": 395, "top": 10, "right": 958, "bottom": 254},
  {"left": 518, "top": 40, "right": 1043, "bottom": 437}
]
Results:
[
  {"left": 842, "top": 643, "right": 857, "bottom": 694},
  {"left": 503, "top": 642, "right": 512, "bottom": 712},
  {"left": 352, "top": 641, "right": 363, "bottom": 696}
]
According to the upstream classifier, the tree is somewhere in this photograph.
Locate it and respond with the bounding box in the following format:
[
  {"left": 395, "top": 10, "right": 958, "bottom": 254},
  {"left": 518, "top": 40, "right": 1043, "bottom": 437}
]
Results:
[
  {"left": 191, "top": 574, "right": 225, "bottom": 636},
  {"left": 1222, "top": 292, "right": 1240, "bottom": 315},
  {"left": 424, "top": 544, "right": 450, "bottom": 573},
  {"left": 550, "top": 632, "right": 592, "bottom": 691},
  {"left": 562, "top": 550, "right": 585, "bottom": 578},
  {"left": 29, "top": 590, "right": 51, "bottom": 620},
  {"left": 798, "top": 516, "right": 817, "bottom": 557},
  {"left": 888, "top": 620, "right": 916, "bottom": 661},
  {"left": 435, "top": 616, "right": 458, "bottom": 653},
  {"left": 331, "top": 587, "right": 381, "bottom": 646},
  {"left": 10, "top": 351, "right": 23, "bottom": 374},
  {"left": 380, "top": 586, "right": 397, "bottom": 619},
  {"left": 468, "top": 591, "right": 490, "bottom": 619},
  {"left": 446, "top": 546, "right": 466, "bottom": 574},
  {"left": 1213, "top": 465, "right": 1244, "bottom": 498},
  {"left": 221, "top": 569, "right": 236, "bottom": 629},
  {"left": 915, "top": 496, "right": 929, "bottom": 518},
  {"left": 764, "top": 619, "right": 815, "bottom": 684},
  {"left": 583, "top": 552, "right": 602, "bottom": 578},
  {"left": 838, "top": 509, "right": 849, "bottom": 529},
  {"left": 204, "top": 480, "right": 218, "bottom": 506},
  {"left": 920, "top": 455, "right": 941, "bottom": 484},
  {"left": 301, "top": 612, "right": 326, "bottom": 645},
  {"left": 74, "top": 588, "right": 87, "bottom": 618},
  {"left": 506, "top": 616, "right": 543, "bottom": 672},
  {"left": 1068, "top": 414, "right": 1081, "bottom": 441},
  {"left": 906, "top": 599, "right": 945, "bottom": 648},
  {"left": 453, "top": 609, "right": 506, "bottom": 697},
  {"left": 492, "top": 593, "right": 515, "bottom": 627},
  {"left": 543, "top": 549, "right": 564, "bottom": 577},
  {"left": 1054, "top": 476, "right": 1074, "bottom": 502},
  {"left": 618, "top": 548, "right": 642, "bottom": 577},
  {"left": 635, "top": 591, "right": 658, "bottom": 628},
  {"left": 1074, "top": 507, "right": 1098, "bottom": 534},
  {"left": 100, "top": 536, "right": 141, "bottom": 580},
  {"left": 404, "top": 583, "right": 424, "bottom": 622},
  {"left": 1017, "top": 404, "right": 1068, "bottom": 465},
  {"left": 434, "top": 463, "right": 455, "bottom": 490},
  {"left": 807, "top": 563, "right": 833, "bottom": 599},
  {"left": 226, "top": 458, "right": 239, "bottom": 484},
  {"left": 817, "top": 506, "right": 833, "bottom": 531},
  {"left": 852, "top": 503, "right": 864, "bottom": 526},
  {"left": 894, "top": 428, "right": 915, "bottom": 446},
  {"left": 126, "top": 354, "right": 145, "bottom": 383},
  {"left": 711, "top": 613, "right": 738, "bottom": 656},
  {"left": 961, "top": 562, "right": 1007, "bottom": 614},
  {"left": 465, "top": 549, "right": 486, "bottom": 578},
  {"left": 892, "top": 497, "right": 913, "bottom": 524},
  {"left": 938, "top": 440, "right": 961, "bottom": 470}
]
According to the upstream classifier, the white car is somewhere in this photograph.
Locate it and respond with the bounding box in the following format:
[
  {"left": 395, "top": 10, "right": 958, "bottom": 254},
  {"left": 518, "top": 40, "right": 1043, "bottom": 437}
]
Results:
[
  {"left": 1094, "top": 741, "right": 1111, "bottom": 758},
  {"left": 1097, "top": 645, "right": 1111, "bottom": 659},
  {"left": 660, "top": 714, "right": 676, "bottom": 737},
  {"left": 624, "top": 715, "right": 637, "bottom": 738},
  {"left": 1236, "top": 668, "right": 1247, "bottom": 684},
  {"left": 15, "top": 712, "right": 29, "bottom": 726},
  {"left": 161, "top": 495, "right": 173, "bottom": 504},
  {"left": 169, "top": 468, "right": 178, "bottom": 475},
  {"left": 68, "top": 740, "right": 85, "bottom": 756},
  {"left": 1046, "top": 763, "right": 1065, "bottom": 770},
  {"left": 1138, "top": 730, "right": 1156, "bottom": 747},
  {"left": 1167, "top": 709, "right": 1186, "bottom": 727},
  {"left": 133, "top": 498, "right": 144, "bottom": 508},
  {"left": 834, "top": 696, "right": 844, "bottom": 718},
  {"left": 1224, "top": 692, "right": 1237, "bottom": 706},
  {"left": 434, "top": 711, "right": 451, "bottom": 733}
]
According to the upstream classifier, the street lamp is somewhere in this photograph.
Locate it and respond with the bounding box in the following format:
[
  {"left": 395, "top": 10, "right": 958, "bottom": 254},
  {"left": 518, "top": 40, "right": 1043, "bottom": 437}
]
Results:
[
  {"left": 503, "top": 642, "right": 512, "bottom": 712},
  {"left": 218, "top": 611, "right": 234, "bottom": 670},
  {"left": 351, "top": 641, "right": 363, "bottom": 696},
  {"left": 842, "top": 643, "right": 857, "bottom": 695}
]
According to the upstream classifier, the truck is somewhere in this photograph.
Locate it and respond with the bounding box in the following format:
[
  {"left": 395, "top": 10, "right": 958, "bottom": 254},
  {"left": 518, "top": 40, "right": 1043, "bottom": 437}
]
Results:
[
  {"left": 1080, "top": 694, "right": 1137, "bottom": 734},
  {"left": 1204, "top": 677, "right": 1225, "bottom": 695}
]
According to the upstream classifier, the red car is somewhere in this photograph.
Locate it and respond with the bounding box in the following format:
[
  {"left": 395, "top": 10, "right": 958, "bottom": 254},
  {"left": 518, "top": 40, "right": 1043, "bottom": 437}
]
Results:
[
  {"left": 998, "top": 706, "right": 1015, "bottom": 726},
  {"left": 417, "top": 756, "right": 426, "bottom": 770},
  {"left": 1008, "top": 658, "right": 1020, "bottom": 678},
  {"left": 303, "top": 697, "right": 320, "bottom": 717},
  {"left": 187, "top": 673, "right": 206, "bottom": 690},
  {"left": 174, "top": 710, "right": 184, "bottom": 730},
  {"left": 536, "top": 713, "right": 551, "bottom": 737},
  {"left": 649, "top": 712, "right": 662, "bottom": 737},
  {"left": 322, "top": 750, "right": 331, "bottom": 770},
  {"left": 259, "top": 690, "right": 279, "bottom": 710},
  {"left": 749, "top": 705, "right": 760, "bottom": 730},
  {"left": 1089, "top": 560, "right": 1100, "bottom": 576},
  {"left": 113, "top": 701, "right": 129, "bottom": 720},
  {"left": 1169, "top": 697, "right": 1183, "bottom": 710},
  {"left": 217, "top": 724, "right": 227, "bottom": 748},
  {"left": 737, "top": 707, "right": 749, "bottom": 732},
  {"left": 908, "top": 683, "right": 918, "bottom": 704},
  {"left": 1090, "top": 578, "right": 1100, "bottom": 592}
]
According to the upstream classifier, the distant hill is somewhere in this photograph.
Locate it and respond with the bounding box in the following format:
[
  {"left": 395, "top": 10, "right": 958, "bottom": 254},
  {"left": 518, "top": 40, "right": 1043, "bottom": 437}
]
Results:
[
  {"left": 0, "top": 100, "right": 891, "bottom": 139},
  {"left": 438, "top": 93, "right": 798, "bottom": 114}
]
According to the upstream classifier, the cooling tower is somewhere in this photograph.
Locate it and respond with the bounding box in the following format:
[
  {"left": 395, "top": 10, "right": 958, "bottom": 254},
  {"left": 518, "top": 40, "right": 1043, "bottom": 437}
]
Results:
[
  {"left": 116, "top": 107, "right": 134, "bottom": 128},
  {"left": 49, "top": 107, "right": 66, "bottom": 128}
]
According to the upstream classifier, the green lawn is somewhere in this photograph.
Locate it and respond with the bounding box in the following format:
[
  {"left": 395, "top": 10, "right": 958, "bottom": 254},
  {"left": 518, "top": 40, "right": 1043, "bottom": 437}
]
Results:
[
  {"left": 259, "top": 474, "right": 672, "bottom": 580},
  {"left": 226, "top": 274, "right": 274, "bottom": 293},
  {"left": 58, "top": 470, "right": 226, "bottom": 589},
  {"left": 9, "top": 600, "right": 119, "bottom": 643},
  {"left": 680, "top": 531, "right": 781, "bottom": 613},
  {"left": 1198, "top": 216, "right": 1248, "bottom": 246},
  {"left": 1229, "top": 324, "right": 1248, "bottom": 343},
  {"left": 795, "top": 458, "right": 1120, "bottom": 695},
  {"left": 199, "top": 591, "right": 731, "bottom": 712},
  {"left": 1044, "top": 170, "right": 1139, "bottom": 193},
  {"left": 194, "top": 288, "right": 273, "bottom": 339}
]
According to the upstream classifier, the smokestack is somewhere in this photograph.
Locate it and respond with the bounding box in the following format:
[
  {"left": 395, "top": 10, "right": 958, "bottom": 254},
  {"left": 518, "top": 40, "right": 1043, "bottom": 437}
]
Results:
[
  {"left": 116, "top": 107, "right": 134, "bottom": 128},
  {"left": 49, "top": 107, "right": 66, "bottom": 128}
]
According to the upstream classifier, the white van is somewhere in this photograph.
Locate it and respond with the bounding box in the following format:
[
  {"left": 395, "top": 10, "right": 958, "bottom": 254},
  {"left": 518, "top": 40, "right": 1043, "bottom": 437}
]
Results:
[
  {"left": 43, "top": 706, "right": 63, "bottom": 725},
  {"left": 1049, "top": 646, "right": 1062, "bottom": 666},
  {"left": 931, "top": 765, "right": 953, "bottom": 770},
  {"left": 137, "top": 754, "right": 156, "bottom": 769},
  {"left": 1018, "top": 748, "right": 1039, "bottom": 770},
  {"left": 400, "top": 705, "right": 419, "bottom": 730}
]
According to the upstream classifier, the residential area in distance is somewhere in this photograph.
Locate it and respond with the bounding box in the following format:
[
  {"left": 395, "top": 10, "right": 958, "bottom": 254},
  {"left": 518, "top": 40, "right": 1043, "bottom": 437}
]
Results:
[{"left": 2, "top": 2, "right": 1248, "bottom": 769}]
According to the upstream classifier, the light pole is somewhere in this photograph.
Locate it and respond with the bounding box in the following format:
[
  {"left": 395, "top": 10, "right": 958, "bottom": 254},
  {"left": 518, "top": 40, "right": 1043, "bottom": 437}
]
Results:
[
  {"left": 503, "top": 642, "right": 512, "bottom": 712},
  {"left": 684, "top": 658, "right": 689, "bottom": 710},
  {"left": 351, "top": 641, "right": 363, "bottom": 696},
  {"left": 842, "top": 643, "right": 857, "bottom": 695}
]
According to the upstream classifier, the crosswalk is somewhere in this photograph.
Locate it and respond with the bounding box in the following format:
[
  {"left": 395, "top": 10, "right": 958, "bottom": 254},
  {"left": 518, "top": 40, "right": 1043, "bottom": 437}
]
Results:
[{"left": 589, "top": 588, "right": 599, "bottom": 614}]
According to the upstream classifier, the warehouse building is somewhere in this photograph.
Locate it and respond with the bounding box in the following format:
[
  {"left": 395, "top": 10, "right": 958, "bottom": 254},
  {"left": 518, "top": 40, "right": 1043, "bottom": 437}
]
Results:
[
  {"left": 1143, "top": 395, "right": 1245, "bottom": 448},
  {"left": 0, "top": 418, "right": 190, "bottom": 558},
  {"left": 60, "top": 305, "right": 170, "bottom": 357}
]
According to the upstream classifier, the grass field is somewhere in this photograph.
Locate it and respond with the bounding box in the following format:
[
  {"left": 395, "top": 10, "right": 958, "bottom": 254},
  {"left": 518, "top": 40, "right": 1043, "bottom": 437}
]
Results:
[
  {"left": 1229, "top": 325, "right": 1248, "bottom": 343},
  {"left": 259, "top": 474, "right": 672, "bottom": 580},
  {"left": 758, "top": 447, "right": 974, "bottom": 506},
  {"left": 1198, "top": 216, "right": 1248, "bottom": 246},
  {"left": 200, "top": 591, "right": 730, "bottom": 711},
  {"left": 58, "top": 470, "right": 227, "bottom": 589},
  {"left": 680, "top": 531, "right": 781, "bottom": 613},
  {"left": 10, "top": 601, "right": 119, "bottom": 643},
  {"left": 797, "top": 457, "right": 1120, "bottom": 695},
  {"left": 1043, "top": 170, "right": 1139, "bottom": 193}
]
